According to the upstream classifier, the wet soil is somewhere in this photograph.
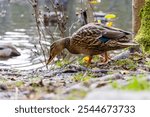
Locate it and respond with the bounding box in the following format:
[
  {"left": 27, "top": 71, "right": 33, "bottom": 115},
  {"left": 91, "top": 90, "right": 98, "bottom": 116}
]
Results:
[{"left": 1, "top": 51, "right": 150, "bottom": 100}]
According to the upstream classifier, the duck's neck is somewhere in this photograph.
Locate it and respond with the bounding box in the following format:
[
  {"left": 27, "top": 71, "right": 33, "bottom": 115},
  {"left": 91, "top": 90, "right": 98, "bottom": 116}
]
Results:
[{"left": 62, "top": 37, "right": 70, "bottom": 49}]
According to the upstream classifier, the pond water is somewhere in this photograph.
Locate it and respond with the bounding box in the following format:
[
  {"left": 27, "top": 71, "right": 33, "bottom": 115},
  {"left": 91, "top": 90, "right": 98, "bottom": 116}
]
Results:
[
  {"left": 0, "top": 1, "right": 46, "bottom": 70},
  {"left": 0, "top": 0, "right": 132, "bottom": 70}
]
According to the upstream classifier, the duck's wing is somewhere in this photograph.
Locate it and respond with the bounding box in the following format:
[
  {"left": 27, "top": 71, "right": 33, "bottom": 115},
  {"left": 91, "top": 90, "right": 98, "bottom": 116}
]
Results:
[
  {"left": 70, "top": 23, "right": 133, "bottom": 53},
  {"left": 95, "top": 23, "right": 132, "bottom": 35},
  {"left": 71, "top": 24, "right": 104, "bottom": 48},
  {"left": 102, "top": 29, "right": 128, "bottom": 39},
  {"left": 72, "top": 24, "right": 103, "bottom": 39}
]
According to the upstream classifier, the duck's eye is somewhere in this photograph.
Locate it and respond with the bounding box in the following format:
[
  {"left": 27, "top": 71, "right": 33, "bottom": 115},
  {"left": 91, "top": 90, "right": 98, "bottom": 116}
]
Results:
[{"left": 49, "top": 55, "right": 52, "bottom": 60}]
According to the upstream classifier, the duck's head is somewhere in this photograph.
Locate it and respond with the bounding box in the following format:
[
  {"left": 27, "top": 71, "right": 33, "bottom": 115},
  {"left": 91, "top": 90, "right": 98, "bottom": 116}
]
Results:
[{"left": 46, "top": 39, "right": 66, "bottom": 65}]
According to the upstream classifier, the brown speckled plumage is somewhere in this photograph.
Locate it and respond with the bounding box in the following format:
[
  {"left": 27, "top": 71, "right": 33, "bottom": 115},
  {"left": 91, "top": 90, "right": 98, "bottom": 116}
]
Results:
[{"left": 47, "top": 23, "right": 136, "bottom": 65}]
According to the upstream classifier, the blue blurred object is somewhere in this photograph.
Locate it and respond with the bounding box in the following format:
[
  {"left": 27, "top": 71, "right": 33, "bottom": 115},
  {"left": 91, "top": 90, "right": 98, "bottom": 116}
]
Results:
[{"left": 93, "top": 12, "right": 108, "bottom": 24}]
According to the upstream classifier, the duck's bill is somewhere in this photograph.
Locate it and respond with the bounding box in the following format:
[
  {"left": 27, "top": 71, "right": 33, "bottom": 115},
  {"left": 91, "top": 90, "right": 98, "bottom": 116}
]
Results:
[
  {"left": 46, "top": 61, "right": 50, "bottom": 65},
  {"left": 46, "top": 56, "right": 52, "bottom": 65}
]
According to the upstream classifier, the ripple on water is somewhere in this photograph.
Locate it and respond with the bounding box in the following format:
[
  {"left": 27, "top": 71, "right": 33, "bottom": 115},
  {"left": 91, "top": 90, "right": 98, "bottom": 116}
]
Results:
[{"left": 0, "top": 29, "right": 46, "bottom": 70}]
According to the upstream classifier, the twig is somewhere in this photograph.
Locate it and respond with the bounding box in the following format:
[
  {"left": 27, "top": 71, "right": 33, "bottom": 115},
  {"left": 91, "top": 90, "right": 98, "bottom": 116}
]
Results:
[
  {"left": 49, "top": 0, "right": 66, "bottom": 37},
  {"left": 69, "top": 19, "right": 80, "bottom": 36},
  {"left": 28, "top": 0, "right": 48, "bottom": 68}
]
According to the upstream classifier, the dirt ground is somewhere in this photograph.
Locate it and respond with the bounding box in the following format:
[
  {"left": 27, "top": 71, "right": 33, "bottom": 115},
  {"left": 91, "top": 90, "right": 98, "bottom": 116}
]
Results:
[{"left": 0, "top": 50, "right": 150, "bottom": 100}]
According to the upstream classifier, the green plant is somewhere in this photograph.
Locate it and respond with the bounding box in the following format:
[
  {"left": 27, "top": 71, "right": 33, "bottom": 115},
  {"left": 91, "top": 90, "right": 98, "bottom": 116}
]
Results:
[
  {"left": 67, "top": 89, "right": 87, "bottom": 100},
  {"left": 15, "top": 81, "right": 24, "bottom": 87},
  {"left": 115, "top": 59, "right": 137, "bottom": 70},
  {"left": 73, "top": 72, "right": 93, "bottom": 82},
  {"left": 145, "top": 61, "right": 150, "bottom": 68},
  {"left": 55, "top": 59, "right": 69, "bottom": 67},
  {"left": 112, "top": 74, "right": 150, "bottom": 91},
  {"left": 112, "top": 81, "right": 121, "bottom": 89}
]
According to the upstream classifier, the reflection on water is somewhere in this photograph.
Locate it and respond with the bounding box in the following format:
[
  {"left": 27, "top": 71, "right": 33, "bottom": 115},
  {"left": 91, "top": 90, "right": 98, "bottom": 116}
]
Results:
[
  {"left": 0, "top": 0, "right": 132, "bottom": 70},
  {"left": 0, "top": 1, "right": 46, "bottom": 70},
  {"left": 0, "top": 28, "right": 45, "bottom": 70}
]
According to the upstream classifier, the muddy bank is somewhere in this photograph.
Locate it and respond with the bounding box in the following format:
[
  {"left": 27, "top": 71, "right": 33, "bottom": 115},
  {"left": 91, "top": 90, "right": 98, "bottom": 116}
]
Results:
[{"left": 1, "top": 52, "right": 150, "bottom": 100}]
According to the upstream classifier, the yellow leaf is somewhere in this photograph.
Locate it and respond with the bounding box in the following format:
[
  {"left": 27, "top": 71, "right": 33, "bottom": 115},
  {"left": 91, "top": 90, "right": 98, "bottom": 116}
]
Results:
[
  {"left": 105, "top": 14, "right": 116, "bottom": 19},
  {"left": 89, "top": 0, "right": 101, "bottom": 4},
  {"left": 97, "top": 19, "right": 101, "bottom": 24},
  {"left": 106, "top": 22, "right": 113, "bottom": 27}
]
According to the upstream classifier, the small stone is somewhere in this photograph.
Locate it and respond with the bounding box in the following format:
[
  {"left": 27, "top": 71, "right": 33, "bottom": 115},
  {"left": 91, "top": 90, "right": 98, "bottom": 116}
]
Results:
[
  {"left": 100, "top": 73, "right": 123, "bottom": 81},
  {"left": 0, "top": 84, "right": 8, "bottom": 91}
]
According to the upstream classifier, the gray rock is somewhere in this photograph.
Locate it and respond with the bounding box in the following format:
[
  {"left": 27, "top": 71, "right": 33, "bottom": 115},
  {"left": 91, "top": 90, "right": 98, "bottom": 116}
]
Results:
[{"left": 85, "top": 89, "right": 150, "bottom": 100}]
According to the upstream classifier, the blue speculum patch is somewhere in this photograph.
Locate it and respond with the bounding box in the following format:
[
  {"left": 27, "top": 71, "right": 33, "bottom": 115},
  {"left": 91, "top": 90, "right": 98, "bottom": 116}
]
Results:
[{"left": 99, "top": 36, "right": 109, "bottom": 43}]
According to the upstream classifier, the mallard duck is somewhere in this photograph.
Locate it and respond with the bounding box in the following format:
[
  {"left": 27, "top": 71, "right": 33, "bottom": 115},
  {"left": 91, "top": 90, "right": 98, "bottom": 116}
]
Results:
[
  {"left": 46, "top": 23, "right": 137, "bottom": 65},
  {"left": 0, "top": 44, "right": 20, "bottom": 59}
]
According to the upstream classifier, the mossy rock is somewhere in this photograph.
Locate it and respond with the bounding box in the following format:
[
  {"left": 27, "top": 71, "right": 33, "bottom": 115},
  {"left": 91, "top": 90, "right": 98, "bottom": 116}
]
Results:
[{"left": 135, "top": 1, "right": 150, "bottom": 53}]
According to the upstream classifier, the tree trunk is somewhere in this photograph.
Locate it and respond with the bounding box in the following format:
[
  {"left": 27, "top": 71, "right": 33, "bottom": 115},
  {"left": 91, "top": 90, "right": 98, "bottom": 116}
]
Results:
[
  {"left": 135, "top": 0, "right": 150, "bottom": 53},
  {"left": 132, "top": 0, "right": 144, "bottom": 36},
  {"left": 86, "top": 1, "right": 94, "bottom": 23}
]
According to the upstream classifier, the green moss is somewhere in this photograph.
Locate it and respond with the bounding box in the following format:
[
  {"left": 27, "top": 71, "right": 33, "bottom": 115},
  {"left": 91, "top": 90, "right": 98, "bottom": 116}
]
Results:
[
  {"left": 112, "top": 74, "right": 150, "bottom": 91},
  {"left": 15, "top": 81, "right": 24, "bottom": 87},
  {"left": 73, "top": 73, "right": 93, "bottom": 82},
  {"left": 107, "top": 71, "right": 114, "bottom": 75},
  {"left": 93, "top": 55, "right": 101, "bottom": 62},
  {"left": 0, "top": 78, "right": 7, "bottom": 83},
  {"left": 67, "top": 89, "right": 87, "bottom": 100},
  {"left": 112, "top": 81, "right": 121, "bottom": 89},
  {"left": 135, "top": 1, "right": 150, "bottom": 53},
  {"left": 77, "top": 57, "right": 84, "bottom": 65},
  {"left": 55, "top": 59, "right": 69, "bottom": 67},
  {"left": 145, "top": 60, "right": 150, "bottom": 67},
  {"left": 115, "top": 59, "right": 137, "bottom": 70}
]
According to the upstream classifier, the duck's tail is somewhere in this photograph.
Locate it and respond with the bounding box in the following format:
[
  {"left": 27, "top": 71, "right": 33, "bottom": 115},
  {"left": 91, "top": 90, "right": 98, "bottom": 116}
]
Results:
[{"left": 117, "top": 42, "right": 139, "bottom": 48}]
